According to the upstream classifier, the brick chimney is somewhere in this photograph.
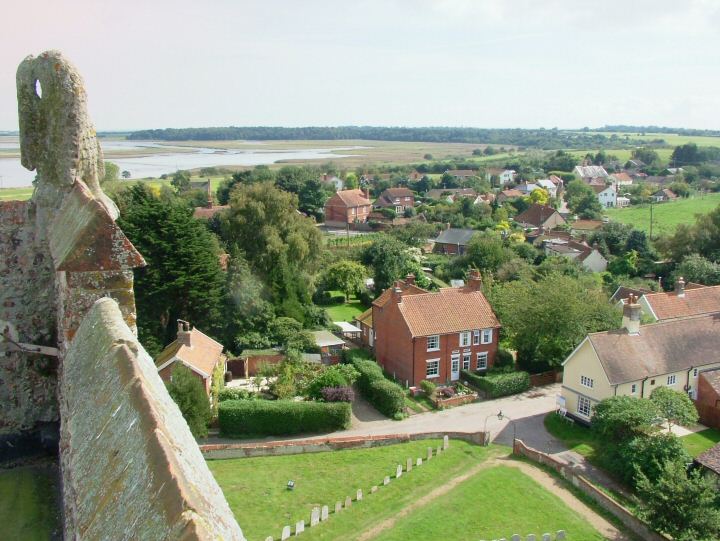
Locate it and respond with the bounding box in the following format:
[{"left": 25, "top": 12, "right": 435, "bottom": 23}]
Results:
[
  {"left": 392, "top": 281, "right": 403, "bottom": 303},
  {"left": 363, "top": 188, "right": 370, "bottom": 200},
  {"left": 622, "top": 295, "right": 641, "bottom": 335},
  {"left": 675, "top": 276, "right": 686, "bottom": 297},
  {"left": 405, "top": 273, "right": 415, "bottom": 286},
  {"left": 177, "top": 319, "right": 192, "bottom": 347},
  {"left": 467, "top": 269, "right": 482, "bottom": 292},
  {"left": 205, "top": 181, "right": 213, "bottom": 209}
]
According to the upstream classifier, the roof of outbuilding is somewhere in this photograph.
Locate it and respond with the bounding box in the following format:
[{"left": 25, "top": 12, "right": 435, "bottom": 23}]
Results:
[
  {"left": 397, "top": 287, "right": 500, "bottom": 337},
  {"left": 575, "top": 165, "right": 609, "bottom": 178},
  {"left": 585, "top": 313, "right": 720, "bottom": 385},
  {"left": 311, "top": 330, "right": 346, "bottom": 347},
  {"left": 642, "top": 285, "right": 720, "bottom": 320},
  {"left": 696, "top": 443, "right": 720, "bottom": 475},
  {"left": 155, "top": 328, "right": 225, "bottom": 378},
  {"left": 434, "top": 228, "right": 477, "bottom": 246}
]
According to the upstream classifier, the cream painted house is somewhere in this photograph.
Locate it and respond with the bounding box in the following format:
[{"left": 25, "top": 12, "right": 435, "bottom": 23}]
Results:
[{"left": 560, "top": 297, "right": 720, "bottom": 423}]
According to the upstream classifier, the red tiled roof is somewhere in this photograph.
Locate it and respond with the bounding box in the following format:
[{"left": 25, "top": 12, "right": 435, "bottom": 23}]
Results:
[
  {"left": 374, "top": 281, "right": 427, "bottom": 308},
  {"left": 515, "top": 204, "right": 562, "bottom": 227},
  {"left": 591, "top": 184, "right": 610, "bottom": 194},
  {"left": 193, "top": 205, "right": 229, "bottom": 219},
  {"left": 499, "top": 189, "right": 523, "bottom": 198},
  {"left": 327, "top": 189, "right": 371, "bottom": 208},
  {"left": 612, "top": 172, "right": 633, "bottom": 183},
  {"left": 155, "top": 328, "right": 225, "bottom": 378},
  {"left": 397, "top": 288, "right": 500, "bottom": 337},
  {"left": 643, "top": 285, "right": 720, "bottom": 320}
]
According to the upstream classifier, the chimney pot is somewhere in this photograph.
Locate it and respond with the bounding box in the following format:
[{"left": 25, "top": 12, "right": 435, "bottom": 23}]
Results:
[
  {"left": 675, "top": 276, "right": 686, "bottom": 297},
  {"left": 405, "top": 273, "right": 415, "bottom": 285},
  {"left": 467, "top": 269, "right": 483, "bottom": 291}
]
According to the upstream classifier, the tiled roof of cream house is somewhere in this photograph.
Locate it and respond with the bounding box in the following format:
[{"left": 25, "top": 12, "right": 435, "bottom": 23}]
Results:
[{"left": 397, "top": 288, "right": 500, "bottom": 337}]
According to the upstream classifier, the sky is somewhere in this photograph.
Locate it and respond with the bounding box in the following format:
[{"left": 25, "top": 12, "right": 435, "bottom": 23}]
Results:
[{"left": 1, "top": 0, "right": 719, "bottom": 131}]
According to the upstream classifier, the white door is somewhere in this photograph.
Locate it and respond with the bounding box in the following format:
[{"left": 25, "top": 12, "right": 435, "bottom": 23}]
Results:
[
  {"left": 451, "top": 353, "right": 460, "bottom": 381},
  {"left": 369, "top": 330, "right": 374, "bottom": 347}
]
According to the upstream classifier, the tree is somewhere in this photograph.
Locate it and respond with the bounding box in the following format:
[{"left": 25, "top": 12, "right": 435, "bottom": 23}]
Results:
[
  {"left": 616, "top": 432, "right": 691, "bottom": 487},
  {"left": 166, "top": 364, "right": 212, "bottom": 438},
  {"left": 650, "top": 387, "right": 699, "bottom": 432},
  {"left": 545, "top": 150, "right": 577, "bottom": 171},
  {"left": 115, "top": 185, "right": 225, "bottom": 356},
  {"left": 565, "top": 180, "right": 602, "bottom": 219},
  {"left": 268, "top": 317, "right": 315, "bottom": 351},
  {"left": 171, "top": 169, "right": 192, "bottom": 191},
  {"left": 656, "top": 205, "right": 720, "bottom": 263},
  {"left": 362, "top": 235, "right": 414, "bottom": 293},
  {"left": 632, "top": 147, "right": 659, "bottom": 166},
  {"left": 637, "top": 460, "right": 720, "bottom": 541},
  {"left": 103, "top": 161, "right": 119, "bottom": 183},
  {"left": 423, "top": 153, "right": 433, "bottom": 160},
  {"left": 466, "top": 232, "right": 514, "bottom": 274},
  {"left": 121, "top": 170, "right": 131, "bottom": 179},
  {"left": 591, "top": 396, "right": 660, "bottom": 442},
  {"left": 674, "top": 254, "right": 720, "bottom": 286},
  {"left": 527, "top": 188, "right": 549, "bottom": 205},
  {"left": 671, "top": 143, "right": 702, "bottom": 166},
  {"left": 607, "top": 250, "right": 639, "bottom": 277},
  {"left": 325, "top": 260, "right": 366, "bottom": 302}
]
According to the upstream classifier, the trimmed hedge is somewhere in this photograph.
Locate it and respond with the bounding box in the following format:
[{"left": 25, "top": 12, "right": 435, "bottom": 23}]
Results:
[
  {"left": 350, "top": 357, "right": 406, "bottom": 418},
  {"left": 218, "top": 399, "right": 351, "bottom": 436},
  {"left": 461, "top": 369, "right": 530, "bottom": 398}
]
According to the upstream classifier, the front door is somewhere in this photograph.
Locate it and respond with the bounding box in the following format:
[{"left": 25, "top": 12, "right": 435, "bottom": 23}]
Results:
[{"left": 451, "top": 353, "right": 460, "bottom": 381}]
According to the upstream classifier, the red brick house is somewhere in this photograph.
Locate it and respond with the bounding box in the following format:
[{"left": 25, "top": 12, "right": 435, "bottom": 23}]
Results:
[
  {"left": 373, "top": 271, "right": 501, "bottom": 387},
  {"left": 155, "top": 321, "right": 227, "bottom": 396},
  {"left": 374, "top": 187, "right": 415, "bottom": 213},
  {"left": 323, "top": 189, "right": 372, "bottom": 227}
]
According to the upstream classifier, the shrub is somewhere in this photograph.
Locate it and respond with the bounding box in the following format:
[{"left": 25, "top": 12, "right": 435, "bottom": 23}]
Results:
[
  {"left": 321, "top": 386, "right": 355, "bottom": 402},
  {"left": 419, "top": 380, "right": 437, "bottom": 397},
  {"left": 616, "top": 433, "right": 691, "bottom": 488},
  {"left": 218, "top": 400, "right": 351, "bottom": 436},
  {"left": 495, "top": 348, "right": 515, "bottom": 368},
  {"left": 166, "top": 364, "right": 212, "bottom": 438},
  {"left": 218, "top": 387, "right": 252, "bottom": 402},
  {"left": 350, "top": 357, "right": 406, "bottom": 418},
  {"left": 306, "top": 364, "right": 359, "bottom": 400},
  {"left": 461, "top": 369, "right": 530, "bottom": 398}
]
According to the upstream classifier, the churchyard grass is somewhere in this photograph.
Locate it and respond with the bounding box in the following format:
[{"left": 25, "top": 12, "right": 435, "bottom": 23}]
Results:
[
  {"left": 208, "top": 439, "right": 499, "bottom": 541},
  {"left": 0, "top": 465, "right": 60, "bottom": 540},
  {"left": 372, "top": 465, "right": 604, "bottom": 541},
  {"left": 680, "top": 427, "right": 720, "bottom": 457}
]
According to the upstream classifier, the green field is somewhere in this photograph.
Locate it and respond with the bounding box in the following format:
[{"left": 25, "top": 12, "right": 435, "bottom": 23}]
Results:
[
  {"left": 209, "top": 440, "right": 605, "bottom": 541},
  {"left": 605, "top": 193, "right": 720, "bottom": 236},
  {"left": 0, "top": 465, "right": 60, "bottom": 540},
  {"left": 681, "top": 428, "right": 720, "bottom": 457},
  {"left": 591, "top": 132, "right": 720, "bottom": 148}
]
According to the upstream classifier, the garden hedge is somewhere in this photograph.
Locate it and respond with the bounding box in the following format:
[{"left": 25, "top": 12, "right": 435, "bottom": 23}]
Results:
[
  {"left": 461, "top": 369, "right": 530, "bottom": 398},
  {"left": 218, "top": 399, "right": 351, "bottom": 436},
  {"left": 349, "top": 357, "right": 406, "bottom": 418}
]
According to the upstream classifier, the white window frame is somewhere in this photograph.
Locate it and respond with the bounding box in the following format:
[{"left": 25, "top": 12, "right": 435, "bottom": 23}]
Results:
[
  {"left": 426, "top": 359, "right": 440, "bottom": 378},
  {"left": 473, "top": 330, "right": 480, "bottom": 345},
  {"left": 476, "top": 351, "right": 488, "bottom": 370},
  {"left": 580, "top": 375, "right": 594, "bottom": 389},
  {"left": 630, "top": 383, "right": 637, "bottom": 394},
  {"left": 462, "top": 351, "right": 471, "bottom": 371},
  {"left": 451, "top": 353, "right": 460, "bottom": 374},
  {"left": 459, "top": 331, "right": 471, "bottom": 347},
  {"left": 667, "top": 374, "right": 677, "bottom": 386},
  {"left": 577, "top": 396, "right": 592, "bottom": 418},
  {"left": 427, "top": 335, "right": 440, "bottom": 352},
  {"left": 481, "top": 329, "right": 493, "bottom": 344}
]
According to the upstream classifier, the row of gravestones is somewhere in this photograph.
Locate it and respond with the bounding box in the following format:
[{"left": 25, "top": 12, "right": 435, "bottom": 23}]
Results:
[
  {"left": 483, "top": 532, "right": 566, "bottom": 541},
  {"left": 267, "top": 436, "right": 450, "bottom": 540}
]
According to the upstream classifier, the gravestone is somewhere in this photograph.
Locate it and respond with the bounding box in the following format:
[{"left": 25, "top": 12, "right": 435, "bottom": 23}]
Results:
[
  {"left": 295, "top": 520, "right": 304, "bottom": 536},
  {"left": 310, "top": 507, "right": 320, "bottom": 527},
  {"left": 416, "top": 458, "right": 422, "bottom": 467},
  {"left": 555, "top": 532, "right": 566, "bottom": 541},
  {"left": 427, "top": 447, "right": 433, "bottom": 460},
  {"left": 371, "top": 485, "right": 378, "bottom": 493},
  {"left": 383, "top": 476, "right": 390, "bottom": 485},
  {"left": 335, "top": 501, "right": 342, "bottom": 513},
  {"left": 345, "top": 496, "right": 352, "bottom": 508},
  {"left": 266, "top": 537, "right": 273, "bottom": 541},
  {"left": 407, "top": 458, "right": 413, "bottom": 472},
  {"left": 443, "top": 435, "right": 449, "bottom": 449},
  {"left": 281, "top": 526, "right": 291, "bottom": 540},
  {"left": 396, "top": 464, "right": 402, "bottom": 478},
  {"left": 511, "top": 535, "right": 521, "bottom": 541},
  {"left": 542, "top": 534, "right": 550, "bottom": 541},
  {"left": 527, "top": 535, "right": 536, "bottom": 541},
  {"left": 356, "top": 489, "right": 363, "bottom": 501},
  {"left": 437, "top": 445, "right": 442, "bottom": 455},
  {"left": 321, "top": 505, "right": 329, "bottom": 521}
]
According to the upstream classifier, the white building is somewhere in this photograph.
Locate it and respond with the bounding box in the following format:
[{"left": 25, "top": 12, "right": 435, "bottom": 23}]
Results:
[{"left": 592, "top": 184, "right": 617, "bottom": 208}]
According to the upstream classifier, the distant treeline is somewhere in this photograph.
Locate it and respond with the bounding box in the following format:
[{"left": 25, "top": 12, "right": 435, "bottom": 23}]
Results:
[
  {"left": 594, "top": 125, "right": 720, "bottom": 137},
  {"left": 127, "top": 126, "right": 650, "bottom": 149}
]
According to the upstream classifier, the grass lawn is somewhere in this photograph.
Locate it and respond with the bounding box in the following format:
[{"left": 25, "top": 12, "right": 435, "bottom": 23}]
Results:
[
  {"left": 325, "top": 293, "right": 368, "bottom": 322},
  {"left": 373, "top": 465, "right": 605, "bottom": 541},
  {"left": 681, "top": 428, "right": 720, "bottom": 457},
  {"left": 605, "top": 192, "right": 720, "bottom": 236},
  {"left": 209, "top": 440, "right": 502, "bottom": 541},
  {"left": 544, "top": 412, "right": 601, "bottom": 461},
  {"left": 0, "top": 465, "right": 60, "bottom": 540}
]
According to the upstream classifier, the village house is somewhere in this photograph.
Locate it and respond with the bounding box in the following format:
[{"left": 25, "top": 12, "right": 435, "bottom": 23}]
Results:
[
  {"left": 323, "top": 188, "right": 372, "bottom": 227},
  {"left": 374, "top": 187, "right": 415, "bottom": 213},
  {"left": 373, "top": 272, "right": 501, "bottom": 387},
  {"left": 574, "top": 165, "right": 608, "bottom": 181},
  {"left": 433, "top": 227, "right": 477, "bottom": 255},
  {"left": 592, "top": 183, "right": 618, "bottom": 208},
  {"left": 560, "top": 297, "right": 720, "bottom": 424},
  {"left": 569, "top": 219, "right": 603, "bottom": 236},
  {"left": 155, "top": 321, "right": 227, "bottom": 396},
  {"left": 542, "top": 238, "right": 608, "bottom": 272},
  {"left": 514, "top": 203, "right": 567, "bottom": 230},
  {"left": 610, "top": 172, "right": 633, "bottom": 187},
  {"left": 192, "top": 181, "right": 229, "bottom": 219},
  {"left": 651, "top": 188, "right": 678, "bottom": 202},
  {"left": 516, "top": 181, "right": 540, "bottom": 196},
  {"left": 320, "top": 173, "right": 344, "bottom": 192},
  {"left": 485, "top": 168, "right": 516, "bottom": 185},
  {"left": 536, "top": 179, "right": 558, "bottom": 198},
  {"left": 445, "top": 169, "right": 477, "bottom": 180},
  {"left": 637, "top": 279, "right": 720, "bottom": 322},
  {"left": 497, "top": 188, "right": 524, "bottom": 204}
]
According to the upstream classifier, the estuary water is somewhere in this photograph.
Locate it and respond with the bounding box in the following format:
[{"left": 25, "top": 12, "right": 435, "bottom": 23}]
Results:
[{"left": 0, "top": 137, "right": 363, "bottom": 188}]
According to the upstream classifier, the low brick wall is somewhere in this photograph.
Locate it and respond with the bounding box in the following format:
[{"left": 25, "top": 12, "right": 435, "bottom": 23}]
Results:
[
  {"left": 201, "top": 431, "right": 486, "bottom": 459},
  {"left": 513, "top": 439, "right": 668, "bottom": 541},
  {"left": 433, "top": 393, "right": 478, "bottom": 409},
  {"left": 529, "top": 370, "right": 559, "bottom": 387}
]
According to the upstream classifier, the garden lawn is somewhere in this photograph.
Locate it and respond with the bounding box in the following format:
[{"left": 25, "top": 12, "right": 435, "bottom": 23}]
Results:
[
  {"left": 544, "top": 412, "right": 601, "bottom": 461},
  {"left": 681, "top": 428, "right": 720, "bottom": 457},
  {"left": 373, "top": 465, "right": 605, "bottom": 541},
  {"left": 0, "top": 465, "right": 60, "bottom": 540},
  {"left": 208, "top": 439, "right": 501, "bottom": 541},
  {"left": 325, "top": 293, "right": 367, "bottom": 322},
  {"left": 604, "top": 192, "right": 720, "bottom": 235}
]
